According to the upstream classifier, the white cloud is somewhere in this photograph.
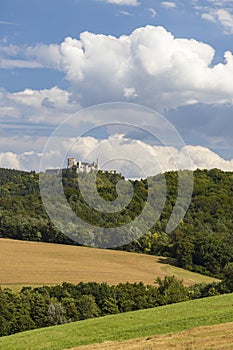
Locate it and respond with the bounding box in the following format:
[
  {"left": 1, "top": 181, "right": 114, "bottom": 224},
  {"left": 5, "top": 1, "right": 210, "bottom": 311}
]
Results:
[
  {"left": 25, "top": 43, "right": 62, "bottom": 70},
  {"left": 56, "top": 26, "right": 233, "bottom": 110},
  {"left": 215, "top": 9, "right": 233, "bottom": 34},
  {"left": 0, "top": 87, "right": 80, "bottom": 124},
  {"left": 201, "top": 13, "right": 217, "bottom": 23},
  {"left": 76, "top": 137, "right": 233, "bottom": 176},
  {"left": 0, "top": 59, "right": 42, "bottom": 69},
  {"left": 206, "top": 0, "right": 233, "bottom": 6},
  {"left": 101, "top": 0, "right": 140, "bottom": 6},
  {"left": 0, "top": 136, "right": 49, "bottom": 154},
  {"left": 200, "top": 8, "right": 233, "bottom": 34},
  {"left": 0, "top": 21, "right": 17, "bottom": 26},
  {"left": 1, "top": 135, "right": 233, "bottom": 177},
  {"left": 147, "top": 8, "right": 157, "bottom": 18},
  {"left": 2, "top": 25, "right": 233, "bottom": 112},
  {"left": 0, "top": 42, "right": 61, "bottom": 69},
  {"left": 119, "top": 10, "right": 132, "bottom": 16},
  {"left": 123, "top": 87, "right": 138, "bottom": 98},
  {"left": 161, "top": 2, "right": 176, "bottom": 9},
  {"left": 183, "top": 145, "right": 233, "bottom": 171},
  {"left": 195, "top": 1, "right": 233, "bottom": 34},
  {"left": 0, "top": 152, "right": 21, "bottom": 169},
  {"left": 0, "top": 150, "right": 44, "bottom": 171}
]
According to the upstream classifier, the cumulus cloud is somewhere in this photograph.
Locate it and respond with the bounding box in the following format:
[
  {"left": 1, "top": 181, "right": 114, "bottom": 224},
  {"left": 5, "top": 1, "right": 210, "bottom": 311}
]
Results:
[
  {"left": 0, "top": 150, "right": 44, "bottom": 171},
  {"left": 0, "top": 43, "right": 58, "bottom": 69},
  {"left": 0, "top": 86, "right": 80, "bottom": 125},
  {"left": 2, "top": 25, "right": 233, "bottom": 112},
  {"left": 69, "top": 136, "right": 233, "bottom": 176},
  {"left": 0, "top": 152, "right": 21, "bottom": 169},
  {"left": 56, "top": 26, "right": 233, "bottom": 109},
  {"left": 184, "top": 145, "right": 233, "bottom": 171},
  {"left": 2, "top": 135, "right": 233, "bottom": 177},
  {"left": 25, "top": 43, "right": 62, "bottom": 70}
]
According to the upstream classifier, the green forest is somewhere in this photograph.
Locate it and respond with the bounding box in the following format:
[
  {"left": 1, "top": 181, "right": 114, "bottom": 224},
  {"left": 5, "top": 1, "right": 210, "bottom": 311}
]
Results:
[
  {"left": 1, "top": 272, "right": 233, "bottom": 337},
  {"left": 1, "top": 167, "right": 233, "bottom": 278}
]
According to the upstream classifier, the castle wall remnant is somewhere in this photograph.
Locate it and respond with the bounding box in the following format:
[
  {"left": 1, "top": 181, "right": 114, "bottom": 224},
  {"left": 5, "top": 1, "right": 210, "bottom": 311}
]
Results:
[
  {"left": 67, "top": 158, "right": 99, "bottom": 173},
  {"left": 67, "top": 158, "right": 77, "bottom": 168}
]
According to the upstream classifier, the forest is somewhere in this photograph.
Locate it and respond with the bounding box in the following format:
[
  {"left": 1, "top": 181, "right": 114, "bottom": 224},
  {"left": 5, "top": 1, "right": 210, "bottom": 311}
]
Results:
[
  {"left": 1, "top": 167, "right": 233, "bottom": 278},
  {"left": 1, "top": 272, "right": 233, "bottom": 337}
]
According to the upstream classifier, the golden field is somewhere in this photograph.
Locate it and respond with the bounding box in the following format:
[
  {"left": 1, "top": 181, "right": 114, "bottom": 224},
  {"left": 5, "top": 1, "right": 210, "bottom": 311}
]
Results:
[{"left": 0, "top": 238, "right": 217, "bottom": 289}]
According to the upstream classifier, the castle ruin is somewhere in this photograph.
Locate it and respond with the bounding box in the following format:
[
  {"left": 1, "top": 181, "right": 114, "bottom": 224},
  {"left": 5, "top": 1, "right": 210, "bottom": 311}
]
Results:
[{"left": 67, "top": 157, "right": 99, "bottom": 174}]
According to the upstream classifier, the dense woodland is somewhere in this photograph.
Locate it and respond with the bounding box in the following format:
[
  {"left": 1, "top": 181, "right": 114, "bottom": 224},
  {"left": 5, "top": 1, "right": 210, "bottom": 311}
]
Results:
[
  {"left": 1, "top": 167, "right": 233, "bottom": 277},
  {"left": 1, "top": 273, "right": 233, "bottom": 337}
]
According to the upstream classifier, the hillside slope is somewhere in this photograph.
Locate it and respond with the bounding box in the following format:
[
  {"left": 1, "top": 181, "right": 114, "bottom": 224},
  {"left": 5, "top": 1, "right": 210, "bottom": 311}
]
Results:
[
  {"left": 70, "top": 322, "right": 233, "bottom": 350},
  {"left": 0, "top": 293, "right": 233, "bottom": 350},
  {"left": 1, "top": 167, "right": 233, "bottom": 277},
  {"left": 0, "top": 238, "right": 217, "bottom": 289}
]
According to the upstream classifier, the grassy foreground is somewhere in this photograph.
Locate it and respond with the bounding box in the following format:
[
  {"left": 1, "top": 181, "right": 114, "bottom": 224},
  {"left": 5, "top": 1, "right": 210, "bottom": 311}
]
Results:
[
  {"left": 71, "top": 322, "right": 233, "bottom": 350},
  {"left": 0, "top": 293, "right": 233, "bottom": 350},
  {"left": 0, "top": 238, "right": 217, "bottom": 289}
]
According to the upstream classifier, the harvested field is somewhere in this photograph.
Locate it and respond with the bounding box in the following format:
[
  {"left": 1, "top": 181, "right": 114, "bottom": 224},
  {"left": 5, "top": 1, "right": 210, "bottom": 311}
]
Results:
[{"left": 0, "top": 238, "right": 217, "bottom": 289}]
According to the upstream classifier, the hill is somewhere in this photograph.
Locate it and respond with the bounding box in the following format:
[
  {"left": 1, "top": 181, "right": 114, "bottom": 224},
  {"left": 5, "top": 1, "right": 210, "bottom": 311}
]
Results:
[
  {"left": 1, "top": 167, "right": 233, "bottom": 277},
  {"left": 0, "top": 293, "right": 233, "bottom": 350},
  {"left": 0, "top": 238, "right": 217, "bottom": 290}
]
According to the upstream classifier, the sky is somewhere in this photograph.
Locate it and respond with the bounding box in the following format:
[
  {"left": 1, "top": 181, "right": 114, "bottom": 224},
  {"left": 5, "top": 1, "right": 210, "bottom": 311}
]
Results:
[{"left": 1, "top": 0, "right": 233, "bottom": 176}]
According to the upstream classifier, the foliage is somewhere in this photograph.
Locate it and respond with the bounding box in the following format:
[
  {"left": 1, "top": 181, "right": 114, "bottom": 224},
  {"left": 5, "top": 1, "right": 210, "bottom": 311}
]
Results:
[
  {"left": 1, "top": 167, "right": 233, "bottom": 276},
  {"left": 48, "top": 301, "right": 69, "bottom": 325},
  {"left": 156, "top": 276, "right": 188, "bottom": 305},
  {"left": 1, "top": 292, "right": 233, "bottom": 350},
  {"left": 0, "top": 273, "right": 233, "bottom": 338},
  {"left": 222, "top": 262, "right": 233, "bottom": 291}
]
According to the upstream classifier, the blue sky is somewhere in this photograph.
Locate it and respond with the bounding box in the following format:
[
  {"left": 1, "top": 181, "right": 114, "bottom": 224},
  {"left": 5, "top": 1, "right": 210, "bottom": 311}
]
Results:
[{"left": 1, "top": 0, "right": 233, "bottom": 173}]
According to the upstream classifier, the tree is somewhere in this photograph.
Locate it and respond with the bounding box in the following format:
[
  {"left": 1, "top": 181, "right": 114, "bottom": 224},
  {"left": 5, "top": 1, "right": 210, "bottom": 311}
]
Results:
[
  {"left": 223, "top": 262, "right": 233, "bottom": 292},
  {"left": 102, "top": 297, "right": 119, "bottom": 315},
  {"left": 156, "top": 276, "right": 188, "bottom": 305},
  {"left": 61, "top": 297, "right": 80, "bottom": 321},
  {"left": 76, "top": 295, "right": 100, "bottom": 320},
  {"left": 48, "top": 301, "right": 69, "bottom": 325}
]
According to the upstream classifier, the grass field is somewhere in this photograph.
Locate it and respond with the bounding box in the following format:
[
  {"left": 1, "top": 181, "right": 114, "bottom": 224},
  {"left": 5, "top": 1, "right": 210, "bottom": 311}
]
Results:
[
  {"left": 0, "top": 293, "right": 233, "bottom": 350},
  {"left": 71, "top": 322, "right": 233, "bottom": 350},
  {"left": 0, "top": 238, "right": 217, "bottom": 290}
]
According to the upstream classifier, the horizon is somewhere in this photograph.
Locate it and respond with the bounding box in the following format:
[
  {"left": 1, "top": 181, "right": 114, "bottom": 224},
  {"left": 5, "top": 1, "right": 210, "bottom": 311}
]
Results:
[{"left": 0, "top": 1, "right": 233, "bottom": 177}]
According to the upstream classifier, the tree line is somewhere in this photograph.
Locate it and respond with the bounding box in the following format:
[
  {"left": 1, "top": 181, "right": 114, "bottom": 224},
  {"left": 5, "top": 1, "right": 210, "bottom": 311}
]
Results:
[{"left": 1, "top": 270, "right": 233, "bottom": 337}]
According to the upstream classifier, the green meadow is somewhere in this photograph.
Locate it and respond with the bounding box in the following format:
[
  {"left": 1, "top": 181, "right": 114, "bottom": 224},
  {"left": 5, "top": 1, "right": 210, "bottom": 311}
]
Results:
[{"left": 1, "top": 293, "right": 233, "bottom": 350}]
